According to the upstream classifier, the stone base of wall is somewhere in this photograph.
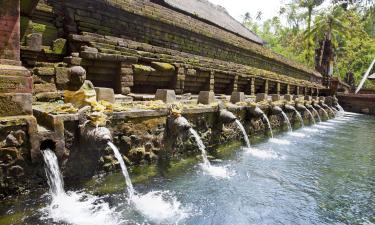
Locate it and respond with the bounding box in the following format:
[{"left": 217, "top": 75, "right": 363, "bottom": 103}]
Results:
[{"left": 337, "top": 93, "right": 375, "bottom": 115}]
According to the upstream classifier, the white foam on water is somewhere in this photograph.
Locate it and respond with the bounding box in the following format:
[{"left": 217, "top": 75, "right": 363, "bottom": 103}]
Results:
[
  {"left": 303, "top": 127, "right": 319, "bottom": 132},
  {"left": 289, "top": 132, "right": 306, "bottom": 137},
  {"left": 269, "top": 138, "right": 291, "bottom": 145},
  {"left": 40, "top": 149, "right": 119, "bottom": 225},
  {"left": 315, "top": 125, "right": 334, "bottom": 129},
  {"left": 244, "top": 147, "right": 284, "bottom": 160},
  {"left": 132, "top": 191, "right": 191, "bottom": 225},
  {"left": 41, "top": 191, "right": 119, "bottom": 225},
  {"left": 200, "top": 163, "right": 234, "bottom": 179}
]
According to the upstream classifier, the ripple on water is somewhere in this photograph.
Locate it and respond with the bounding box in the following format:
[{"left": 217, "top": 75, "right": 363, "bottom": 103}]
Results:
[{"left": 131, "top": 191, "right": 192, "bottom": 225}]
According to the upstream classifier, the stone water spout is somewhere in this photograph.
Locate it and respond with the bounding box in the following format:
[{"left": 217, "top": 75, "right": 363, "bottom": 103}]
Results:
[
  {"left": 284, "top": 104, "right": 296, "bottom": 113},
  {"left": 271, "top": 105, "right": 283, "bottom": 114},
  {"left": 166, "top": 104, "right": 192, "bottom": 137},
  {"left": 313, "top": 101, "right": 329, "bottom": 119},
  {"left": 248, "top": 106, "right": 265, "bottom": 118},
  {"left": 167, "top": 116, "right": 192, "bottom": 136},
  {"left": 219, "top": 108, "right": 237, "bottom": 124},
  {"left": 295, "top": 103, "right": 307, "bottom": 112}
]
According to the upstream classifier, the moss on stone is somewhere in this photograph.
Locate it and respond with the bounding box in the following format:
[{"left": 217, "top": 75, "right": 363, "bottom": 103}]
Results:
[
  {"left": 52, "top": 38, "right": 67, "bottom": 55},
  {"left": 132, "top": 64, "right": 155, "bottom": 75},
  {"left": 151, "top": 62, "right": 175, "bottom": 72}
]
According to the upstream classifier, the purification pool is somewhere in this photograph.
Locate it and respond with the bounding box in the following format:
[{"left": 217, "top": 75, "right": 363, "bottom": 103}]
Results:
[{"left": 1, "top": 112, "right": 374, "bottom": 225}]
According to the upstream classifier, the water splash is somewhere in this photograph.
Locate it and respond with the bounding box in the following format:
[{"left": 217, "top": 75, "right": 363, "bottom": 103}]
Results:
[
  {"left": 190, "top": 128, "right": 231, "bottom": 179},
  {"left": 235, "top": 119, "right": 250, "bottom": 148},
  {"left": 311, "top": 107, "right": 321, "bottom": 122},
  {"left": 293, "top": 109, "right": 304, "bottom": 127},
  {"left": 108, "top": 142, "right": 190, "bottom": 223},
  {"left": 108, "top": 141, "right": 135, "bottom": 199},
  {"left": 262, "top": 114, "right": 274, "bottom": 138},
  {"left": 269, "top": 138, "right": 291, "bottom": 145},
  {"left": 280, "top": 111, "right": 292, "bottom": 132},
  {"left": 306, "top": 109, "right": 316, "bottom": 125},
  {"left": 40, "top": 149, "right": 117, "bottom": 225},
  {"left": 132, "top": 191, "right": 191, "bottom": 224},
  {"left": 245, "top": 148, "right": 283, "bottom": 160}
]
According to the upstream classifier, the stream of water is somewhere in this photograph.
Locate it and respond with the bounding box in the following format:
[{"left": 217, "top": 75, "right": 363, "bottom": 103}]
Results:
[
  {"left": 262, "top": 114, "right": 274, "bottom": 138},
  {"left": 235, "top": 119, "right": 251, "bottom": 148}
]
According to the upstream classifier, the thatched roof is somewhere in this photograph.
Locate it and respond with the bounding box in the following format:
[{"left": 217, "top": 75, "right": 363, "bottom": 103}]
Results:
[{"left": 155, "top": 0, "right": 265, "bottom": 45}]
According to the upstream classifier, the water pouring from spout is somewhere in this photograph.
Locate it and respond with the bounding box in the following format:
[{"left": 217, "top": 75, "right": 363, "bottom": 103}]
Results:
[
  {"left": 189, "top": 128, "right": 232, "bottom": 179},
  {"left": 235, "top": 120, "right": 251, "bottom": 148},
  {"left": 41, "top": 149, "right": 117, "bottom": 225}
]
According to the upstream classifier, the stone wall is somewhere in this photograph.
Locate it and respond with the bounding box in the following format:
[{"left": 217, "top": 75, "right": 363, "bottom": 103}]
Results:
[
  {"left": 338, "top": 93, "right": 375, "bottom": 115},
  {"left": 19, "top": 0, "right": 322, "bottom": 91}
]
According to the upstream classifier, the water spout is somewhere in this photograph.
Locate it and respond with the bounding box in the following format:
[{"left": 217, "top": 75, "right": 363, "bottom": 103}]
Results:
[
  {"left": 311, "top": 107, "right": 321, "bottom": 122},
  {"left": 108, "top": 141, "right": 135, "bottom": 199},
  {"left": 305, "top": 108, "right": 316, "bottom": 125},
  {"left": 337, "top": 103, "right": 345, "bottom": 112},
  {"left": 219, "top": 109, "right": 237, "bottom": 124},
  {"left": 271, "top": 105, "right": 283, "bottom": 114},
  {"left": 249, "top": 106, "right": 265, "bottom": 118},
  {"left": 235, "top": 120, "right": 251, "bottom": 148},
  {"left": 41, "top": 149, "right": 117, "bottom": 225},
  {"left": 262, "top": 114, "right": 274, "bottom": 138},
  {"left": 189, "top": 128, "right": 210, "bottom": 166},
  {"left": 313, "top": 102, "right": 329, "bottom": 119},
  {"left": 167, "top": 115, "right": 192, "bottom": 136},
  {"left": 41, "top": 149, "right": 65, "bottom": 196},
  {"left": 280, "top": 111, "right": 292, "bottom": 132},
  {"left": 189, "top": 128, "right": 230, "bottom": 179}
]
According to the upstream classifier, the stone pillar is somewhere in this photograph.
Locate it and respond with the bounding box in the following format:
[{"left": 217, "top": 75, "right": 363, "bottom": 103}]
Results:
[
  {"left": 250, "top": 77, "right": 255, "bottom": 95},
  {"left": 0, "top": 0, "right": 33, "bottom": 117},
  {"left": 120, "top": 60, "right": 137, "bottom": 95},
  {"left": 264, "top": 80, "right": 268, "bottom": 94},
  {"left": 209, "top": 70, "right": 215, "bottom": 91},
  {"left": 286, "top": 84, "right": 290, "bottom": 95},
  {"left": 232, "top": 75, "right": 238, "bottom": 92},
  {"left": 173, "top": 66, "right": 185, "bottom": 94},
  {"left": 296, "top": 86, "right": 300, "bottom": 95},
  {"left": 276, "top": 82, "right": 281, "bottom": 95}
]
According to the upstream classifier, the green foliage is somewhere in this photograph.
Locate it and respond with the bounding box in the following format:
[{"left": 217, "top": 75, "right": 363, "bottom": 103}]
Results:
[{"left": 243, "top": 1, "right": 375, "bottom": 87}]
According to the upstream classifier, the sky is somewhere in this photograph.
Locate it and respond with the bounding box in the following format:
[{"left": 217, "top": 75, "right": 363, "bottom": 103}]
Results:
[{"left": 207, "top": 0, "right": 287, "bottom": 23}]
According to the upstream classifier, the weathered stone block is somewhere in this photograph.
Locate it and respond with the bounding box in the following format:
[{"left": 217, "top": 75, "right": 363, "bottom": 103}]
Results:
[
  {"left": 256, "top": 93, "right": 268, "bottom": 102},
  {"left": 151, "top": 62, "right": 175, "bottom": 72},
  {"left": 270, "top": 94, "right": 281, "bottom": 101},
  {"left": 26, "top": 33, "right": 42, "bottom": 51},
  {"left": 121, "top": 86, "right": 131, "bottom": 95},
  {"left": 95, "top": 87, "right": 115, "bottom": 103},
  {"left": 284, "top": 94, "right": 293, "bottom": 101},
  {"left": 33, "top": 67, "right": 55, "bottom": 76},
  {"left": 198, "top": 91, "right": 216, "bottom": 105},
  {"left": 155, "top": 89, "right": 176, "bottom": 103},
  {"left": 0, "top": 93, "right": 32, "bottom": 116},
  {"left": 55, "top": 67, "right": 70, "bottom": 90},
  {"left": 230, "top": 91, "right": 245, "bottom": 103},
  {"left": 34, "top": 83, "right": 56, "bottom": 93}
]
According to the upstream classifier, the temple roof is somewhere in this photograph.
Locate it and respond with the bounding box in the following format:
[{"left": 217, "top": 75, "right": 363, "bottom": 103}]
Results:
[{"left": 155, "top": 0, "right": 265, "bottom": 45}]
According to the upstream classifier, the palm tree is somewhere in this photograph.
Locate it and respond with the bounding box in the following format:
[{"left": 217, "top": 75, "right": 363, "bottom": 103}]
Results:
[
  {"left": 308, "top": 6, "right": 348, "bottom": 85},
  {"left": 298, "top": 0, "right": 324, "bottom": 63}
]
